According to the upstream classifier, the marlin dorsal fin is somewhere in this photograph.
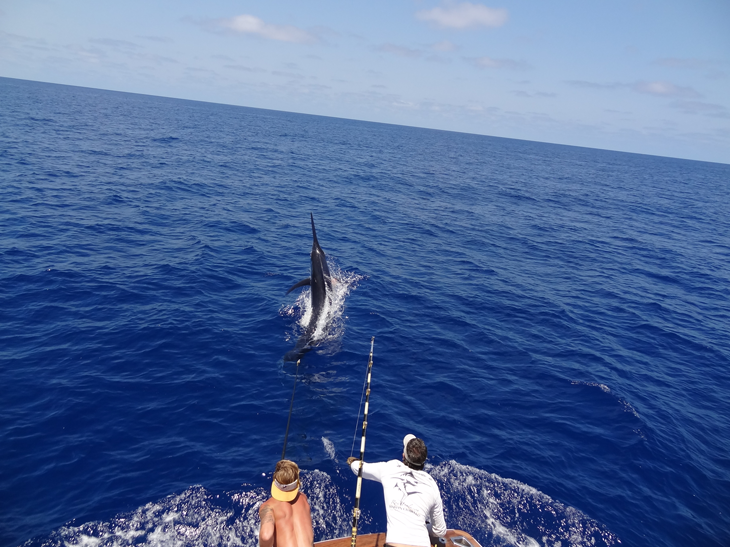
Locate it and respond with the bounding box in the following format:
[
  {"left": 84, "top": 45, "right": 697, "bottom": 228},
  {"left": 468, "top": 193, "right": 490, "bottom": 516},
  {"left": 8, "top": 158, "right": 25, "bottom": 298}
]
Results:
[
  {"left": 311, "top": 212, "right": 319, "bottom": 246},
  {"left": 286, "top": 278, "right": 311, "bottom": 295}
]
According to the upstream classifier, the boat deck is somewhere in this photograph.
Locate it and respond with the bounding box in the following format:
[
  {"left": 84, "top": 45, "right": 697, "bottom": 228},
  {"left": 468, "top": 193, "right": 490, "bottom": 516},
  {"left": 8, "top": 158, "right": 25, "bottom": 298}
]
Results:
[{"left": 315, "top": 529, "right": 482, "bottom": 547}]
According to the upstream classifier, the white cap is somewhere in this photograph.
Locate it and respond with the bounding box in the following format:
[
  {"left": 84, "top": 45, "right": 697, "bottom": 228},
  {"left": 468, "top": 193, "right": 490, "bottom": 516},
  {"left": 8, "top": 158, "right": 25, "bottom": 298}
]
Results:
[
  {"left": 403, "top": 434, "right": 416, "bottom": 463},
  {"left": 403, "top": 434, "right": 416, "bottom": 450}
]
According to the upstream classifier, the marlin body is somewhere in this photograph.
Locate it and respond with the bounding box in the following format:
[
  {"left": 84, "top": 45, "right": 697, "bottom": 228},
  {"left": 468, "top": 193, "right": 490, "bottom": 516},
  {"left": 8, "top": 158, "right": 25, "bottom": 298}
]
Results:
[{"left": 284, "top": 213, "right": 334, "bottom": 361}]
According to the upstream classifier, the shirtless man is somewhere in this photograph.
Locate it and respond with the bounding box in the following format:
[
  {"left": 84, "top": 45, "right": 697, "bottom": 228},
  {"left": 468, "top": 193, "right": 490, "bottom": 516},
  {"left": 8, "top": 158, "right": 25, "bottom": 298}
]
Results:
[{"left": 259, "top": 459, "right": 314, "bottom": 547}]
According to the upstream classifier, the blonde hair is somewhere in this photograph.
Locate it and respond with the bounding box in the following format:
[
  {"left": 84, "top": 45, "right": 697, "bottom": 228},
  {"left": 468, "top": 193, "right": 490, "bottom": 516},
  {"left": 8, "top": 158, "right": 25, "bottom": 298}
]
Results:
[{"left": 274, "top": 460, "right": 299, "bottom": 485}]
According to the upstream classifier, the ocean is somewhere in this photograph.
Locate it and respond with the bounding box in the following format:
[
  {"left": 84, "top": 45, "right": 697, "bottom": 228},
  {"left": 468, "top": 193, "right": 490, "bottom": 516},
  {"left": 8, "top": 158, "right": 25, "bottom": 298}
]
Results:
[{"left": 1, "top": 76, "right": 729, "bottom": 547}]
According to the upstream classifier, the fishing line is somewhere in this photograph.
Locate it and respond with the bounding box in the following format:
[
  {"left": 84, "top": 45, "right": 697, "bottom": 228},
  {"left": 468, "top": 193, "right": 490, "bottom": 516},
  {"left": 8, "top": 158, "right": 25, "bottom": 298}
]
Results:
[
  {"left": 351, "top": 337, "right": 375, "bottom": 547},
  {"left": 350, "top": 357, "right": 370, "bottom": 457},
  {"left": 281, "top": 359, "right": 300, "bottom": 461}
]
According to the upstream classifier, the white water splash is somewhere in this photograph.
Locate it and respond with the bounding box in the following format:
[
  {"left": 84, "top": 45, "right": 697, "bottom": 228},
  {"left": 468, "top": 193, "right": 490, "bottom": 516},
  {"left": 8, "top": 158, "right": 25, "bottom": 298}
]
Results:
[
  {"left": 322, "top": 436, "right": 337, "bottom": 462},
  {"left": 32, "top": 486, "right": 262, "bottom": 547},
  {"left": 570, "top": 380, "right": 642, "bottom": 420},
  {"left": 429, "top": 461, "right": 619, "bottom": 547},
  {"left": 26, "top": 462, "right": 618, "bottom": 547},
  {"left": 28, "top": 476, "right": 350, "bottom": 547},
  {"left": 280, "top": 258, "right": 365, "bottom": 353}
]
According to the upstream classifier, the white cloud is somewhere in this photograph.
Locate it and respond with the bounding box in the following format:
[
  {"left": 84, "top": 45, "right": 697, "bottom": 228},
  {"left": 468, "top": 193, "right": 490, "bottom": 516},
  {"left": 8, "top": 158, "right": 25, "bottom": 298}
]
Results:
[
  {"left": 219, "top": 14, "right": 317, "bottom": 44},
  {"left": 632, "top": 81, "right": 700, "bottom": 98},
  {"left": 565, "top": 80, "right": 622, "bottom": 90},
  {"left": 89, "top": 38, "right": 140, "bottom": 50},
  {"left": 670, "top": 100, "right": 729, "bottom": 118},
  {"left": 706, "top": 70, "right": 729, "bottom": 81},
  {"left": 416, "top": 2, "right": 508, "bottom": 30},
  {"left": 66, "top": 44, "right": 106, "bottom": 63},
  {"left": 272, "top": 70, "right": 306, "bottom": 80},
  {"left": 567, "top": 80, "right": 701, "bottom": 99},
  {"left": 129, "top": 52, "right": 178, "bottom": 65},
  {"left": 138, "top": 35, "right": 174, "bottom": 44},
  {"left": 654, "top": 58, "right": 709, "bottom": 70},
  {"left": 426, "top": 54, "right": 452, "bottom": 64},
  {"left": 224, "top": 64, "right": 266, "bottom": 73},
  {"left": 469, "top": 56, "right": 529, "bottom": 69},
  {"left": 0, "top": 29, "right": 51, "bottom": 51},
  {"left": 653, "top": 58, "right": 728, "bottom": 81},
  {"left": 432, "top": 40, "right": 457, "bottom": 52},
  {"left": 512, "top": 90, "right": 556, "bottom": 98},
  {"left": 377, "top": 43, "right": 422, "bottom": 58}
]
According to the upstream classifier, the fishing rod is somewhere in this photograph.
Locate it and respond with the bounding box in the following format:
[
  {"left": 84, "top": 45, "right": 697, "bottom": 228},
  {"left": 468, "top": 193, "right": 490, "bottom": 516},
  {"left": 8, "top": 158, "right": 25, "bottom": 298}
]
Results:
[
  {"left": 351, "top": 337, "right": 375, "bottom": 547},
  {"left": 281, "top": 359, "right": 300, "bottom": 460}
]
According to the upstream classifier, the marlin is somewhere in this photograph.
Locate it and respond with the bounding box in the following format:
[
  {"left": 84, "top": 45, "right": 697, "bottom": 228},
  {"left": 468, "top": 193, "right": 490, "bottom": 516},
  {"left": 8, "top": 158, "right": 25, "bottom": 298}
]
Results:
[{"left": 284, "top": 213, "right": 334, "bottom": 361}]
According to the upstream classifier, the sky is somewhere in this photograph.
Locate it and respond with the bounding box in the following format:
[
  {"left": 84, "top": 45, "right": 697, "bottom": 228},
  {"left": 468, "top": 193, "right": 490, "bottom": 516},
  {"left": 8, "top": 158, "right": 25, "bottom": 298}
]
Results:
[{"left": 1, "top": 0, "right": 729, "bottom": 164}]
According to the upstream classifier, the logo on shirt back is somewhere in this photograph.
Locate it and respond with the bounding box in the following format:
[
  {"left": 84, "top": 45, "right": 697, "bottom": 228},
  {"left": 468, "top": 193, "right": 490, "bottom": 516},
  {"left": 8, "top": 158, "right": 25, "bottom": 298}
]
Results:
[{"left": 391, "top": 470, "right": 423, "bottom": 512}]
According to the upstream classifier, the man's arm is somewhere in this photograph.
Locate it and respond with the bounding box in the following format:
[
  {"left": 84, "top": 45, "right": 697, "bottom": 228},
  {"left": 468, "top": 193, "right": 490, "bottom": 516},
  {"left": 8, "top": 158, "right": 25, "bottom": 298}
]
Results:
[
  {"left": 428, "top": 490, "right": 447, "bottom": 538},
  {"left": 259, "top": 504, "right": 276, "bottom": 547},
  {"left": 347, "top": 458, "right": 387, "bottom": 482}
]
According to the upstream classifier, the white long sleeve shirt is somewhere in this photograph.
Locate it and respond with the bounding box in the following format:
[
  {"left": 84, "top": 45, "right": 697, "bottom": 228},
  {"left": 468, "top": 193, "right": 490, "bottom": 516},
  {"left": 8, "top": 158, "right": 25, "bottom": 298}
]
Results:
[{"left": 350, "top": 459, "right": 447, "bottom": 547}]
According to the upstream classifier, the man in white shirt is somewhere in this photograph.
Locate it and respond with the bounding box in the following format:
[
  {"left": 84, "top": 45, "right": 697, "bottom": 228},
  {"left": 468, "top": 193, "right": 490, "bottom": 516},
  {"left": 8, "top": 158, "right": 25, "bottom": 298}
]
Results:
[{"left": 348, "top": 434, "right": 447, "bottom": 547}]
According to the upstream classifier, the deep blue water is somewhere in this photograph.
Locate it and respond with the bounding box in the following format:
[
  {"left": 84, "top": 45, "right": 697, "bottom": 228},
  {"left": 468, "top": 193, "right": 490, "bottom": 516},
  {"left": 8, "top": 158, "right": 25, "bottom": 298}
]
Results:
[{"left": 1, "top": 76, "right": 729, "bottom": 547}]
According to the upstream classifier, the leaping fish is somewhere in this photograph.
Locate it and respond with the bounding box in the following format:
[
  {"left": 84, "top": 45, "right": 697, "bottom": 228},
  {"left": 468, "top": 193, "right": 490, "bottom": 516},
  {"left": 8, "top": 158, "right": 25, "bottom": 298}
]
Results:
[{"left": 284, "top": 213, "right": 333, "bottom": 361}]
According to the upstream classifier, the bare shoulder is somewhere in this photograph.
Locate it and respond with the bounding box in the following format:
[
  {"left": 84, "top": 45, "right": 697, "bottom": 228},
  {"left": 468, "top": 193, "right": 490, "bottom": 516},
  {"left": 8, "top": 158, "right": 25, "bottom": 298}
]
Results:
[
  {"left": 260, "top": 498, "right": 276, "bottom": 515},
  {"left": 295, "top": 492, "right": 311, "bottom": 511}
]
